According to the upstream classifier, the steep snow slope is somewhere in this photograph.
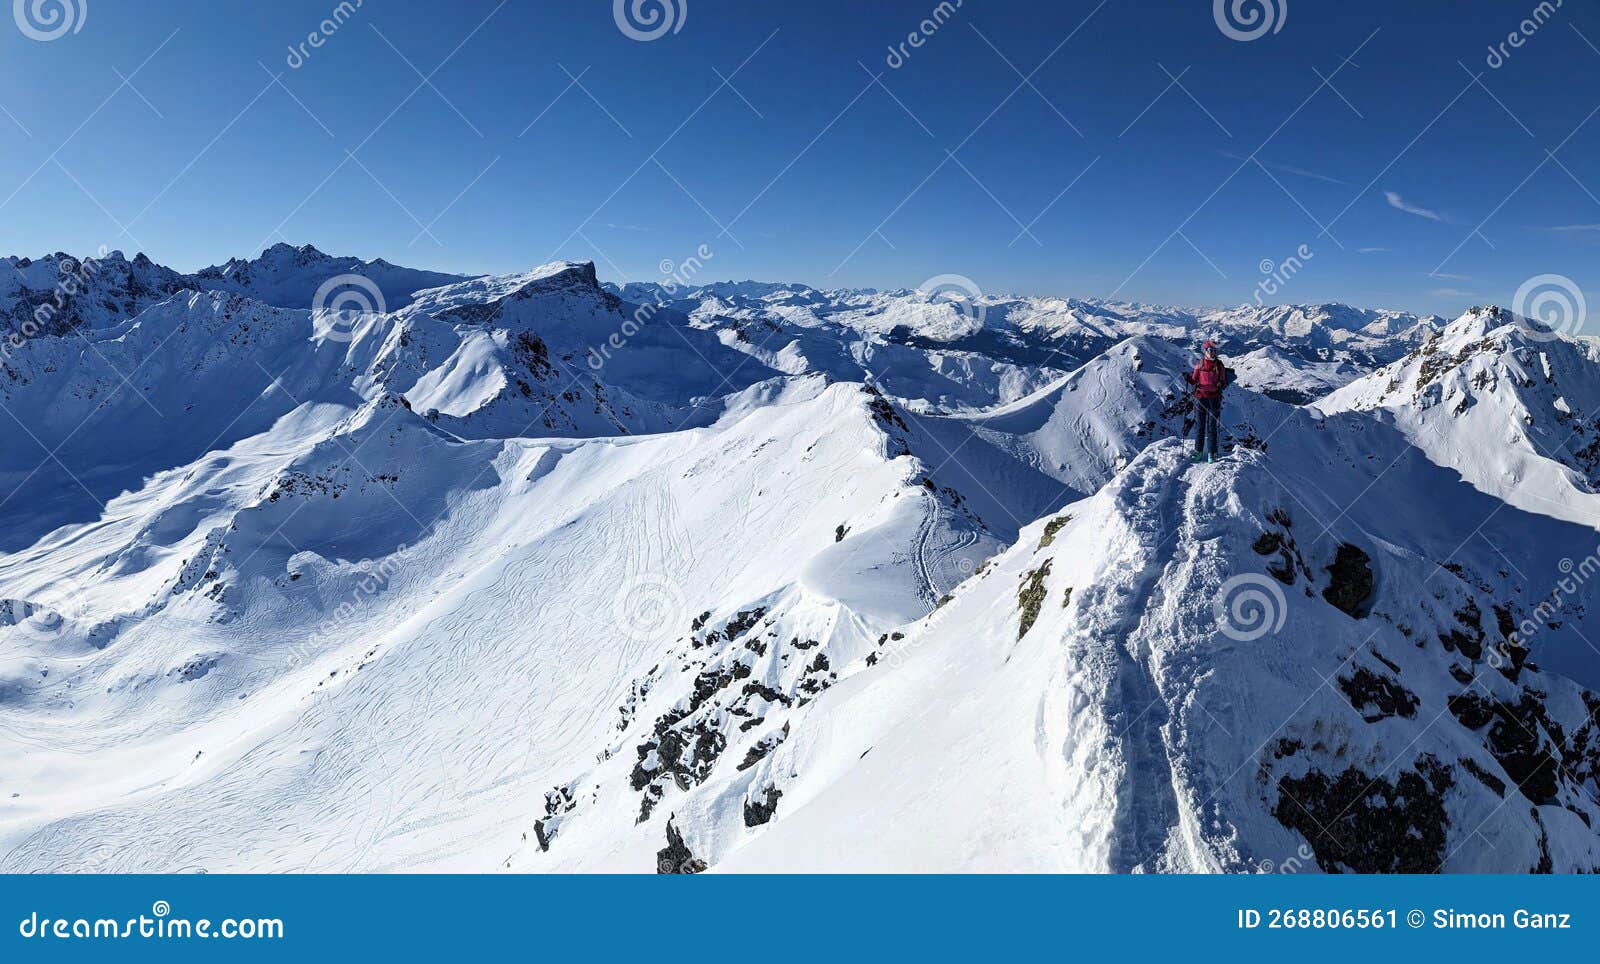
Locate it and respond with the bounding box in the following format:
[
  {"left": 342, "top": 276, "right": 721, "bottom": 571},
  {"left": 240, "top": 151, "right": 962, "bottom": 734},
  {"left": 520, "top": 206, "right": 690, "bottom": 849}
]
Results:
[
  {"left": 516, "top": 339, "right": 1600, "bottom": 872},
  {"left": 396, "top": 262, "right": 770, "bottom": 438},
  {"left": 0, "top": 370, "right": 1007, "bottom": 871},
  {"left": 1319, "top": 307, "right": 1600, "bottom": 524},
  {"left": 914, "top": 337, "right": 1285, "bottom": 513},
  {"left": 1, "top": 245, "right": 1595, "bottom": 874},
  {"left": 0, "top": 291, "right": 378, "bottom": 552},
  {"left": 694, "top": 436, "right": 1600, "bottom": 873},
  {"left": 1231, "top": 345, "right": 1364, "bottom": 404},
  {"left": 0, "top": 261, "right": 775, "bottom": 552}
]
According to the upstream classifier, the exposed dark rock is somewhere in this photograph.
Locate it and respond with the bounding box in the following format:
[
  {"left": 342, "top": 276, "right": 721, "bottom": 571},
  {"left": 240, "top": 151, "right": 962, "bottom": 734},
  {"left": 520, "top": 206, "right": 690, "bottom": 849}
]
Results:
[
  {"left": 1485, "top": 696, "right": 1561, "bottom": 805},
  {"left": 533, "top": 784, "right": 578, "bottom": 851},
  {"left": 1038, "top": 514, "right": 1072, "bottom": 550},
  {"left": 798, "top": 651, "right": 836, "bottom": 696},
  {"left": 1531, "top": 808, "right": 1553, "bottom": 874},
  {"left": 1448, "top": 691, "right": 1496, "bottom": 730},
  {"left": 1337, "top": 668, "right": 1419, "bottom": 722},
  {"left": 1460, "top": 757, "right": 1506, "bottom": 797},
  {"left": 1448, "top": 690, "right": 1564, "bottom": 806},
  {"left": 743, "top": 786, "right": 783, "bottom": 827},
  {"left": 656, "top": 817, "right": 707, "bottom": 874},
  {"left": 1253, "top": 513, "right": 1309, "bottom": 585},
  {"left": 1274, "top": 755, "right": 1453, "bottom": 873},
  {"left": 1493, "top": 603, "right": 1516, "bottom": 640},
  {"left": 1322, "top": 543, "right": 1373, "bottom": 617},
  {"left": 1252, "top": 532, "right": 1283, "bottom": 556},
  {"left": 861, "top": 384, "right": 908, "bottom": 432},
  {"left": 697, "top": 607, "right": 766, "bottom": 647},
  {"left": 1017, "top": 559, "right": 1052, "bottom": 639},
  {"left": 1372, "top": 649, "right": 1403, "bottom": 675},
  {"left": 741, "top": 681, "right": 792, "bottom": 707},
  {"left": 169, "top": 654, "right": 221, "bottom": 682},
  {"left": 512, "top": 331, "right": 555, "bottom": 380},
  {"left": 1441, "top": 598, "right": 1486, "bottom": 660},
  {"left": 738, "top": 723, "right": 789, "bottom": 772}
]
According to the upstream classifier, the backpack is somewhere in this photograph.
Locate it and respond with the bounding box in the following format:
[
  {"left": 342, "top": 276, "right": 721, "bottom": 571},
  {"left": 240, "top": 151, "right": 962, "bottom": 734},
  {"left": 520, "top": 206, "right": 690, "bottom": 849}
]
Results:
[{"left": 1193, "top": 359, "right": 1227, "bottom": 398}]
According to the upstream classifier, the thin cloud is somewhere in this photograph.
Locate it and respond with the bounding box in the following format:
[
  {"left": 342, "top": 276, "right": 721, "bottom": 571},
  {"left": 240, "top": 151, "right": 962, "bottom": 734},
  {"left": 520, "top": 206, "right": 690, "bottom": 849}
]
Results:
[
  {"left": 1357, "top": 246, "right": 1390, "bottom": 254},
  {"left": 1221, "top": 151, "right": 1351, "bottom": 185},
  {"left": 1547, "top": 223, "right": 1600, "bottom": 233},
  {"left": 1427, "top": 271, "right": 1471, "bottom": 281},
  {"left": 1384, "top": 191, "right": 1444, "bottom": 222},
  {"left": 1432, "top": 287, "right": 1477, "bottom": 298},
  {"left": 1270, "top": 161, "right": 1351, "bottom": 186},
  {"left": 603, "top": 223, "right": 654, "bottom": 233}
]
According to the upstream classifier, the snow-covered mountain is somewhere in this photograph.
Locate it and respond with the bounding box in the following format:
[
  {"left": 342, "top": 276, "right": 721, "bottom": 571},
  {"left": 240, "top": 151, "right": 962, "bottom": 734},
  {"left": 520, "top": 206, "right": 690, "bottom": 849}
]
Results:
[
  {"left": 191, "top": 243, "right": 470, "bottom": 311},
  {"left": 0, "top": 251, "right": 1595, "bottom": 874},
  {"left": 1, "top": 243, "right": 469, "bottom": 349},
  {"left": 614, "top": 280, "right": 1440, "bottom": 413},
  {"left": 2, "top": 250, "right": 186, "bottom": 336},
  {"left": 1320, "top": 306, "right": 1600, "bottom": 524}
]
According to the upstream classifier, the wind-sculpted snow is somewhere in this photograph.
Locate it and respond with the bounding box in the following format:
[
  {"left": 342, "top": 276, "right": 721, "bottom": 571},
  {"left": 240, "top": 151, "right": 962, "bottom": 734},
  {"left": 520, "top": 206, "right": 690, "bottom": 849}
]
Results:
[
  {"left": 0, "top": 251, "right": 1596, "bottom": 873},
  {"left": 715, "top": 437, "right": 1600, "bottom": 872}
]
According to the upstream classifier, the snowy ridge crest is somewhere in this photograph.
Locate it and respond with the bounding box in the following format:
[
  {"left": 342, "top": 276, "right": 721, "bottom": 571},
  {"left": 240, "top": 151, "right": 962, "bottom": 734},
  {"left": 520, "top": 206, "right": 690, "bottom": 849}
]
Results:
[{"left": 0, "top": 247, "right": 1597, "bottom": 873}]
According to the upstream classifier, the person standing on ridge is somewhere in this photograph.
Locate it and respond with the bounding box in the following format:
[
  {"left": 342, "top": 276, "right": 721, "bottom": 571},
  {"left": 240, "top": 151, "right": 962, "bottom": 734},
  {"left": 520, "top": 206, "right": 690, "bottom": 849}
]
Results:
[{"left": 1184, "top": 341, "right": 1231, "bottom": 463}]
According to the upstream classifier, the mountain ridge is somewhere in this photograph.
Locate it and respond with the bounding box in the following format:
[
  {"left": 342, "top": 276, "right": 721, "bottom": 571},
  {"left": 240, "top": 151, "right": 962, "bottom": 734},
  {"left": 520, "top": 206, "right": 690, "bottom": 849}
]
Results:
[{"left": 1, "top": 244, "right": 1595, "bottom": 874}]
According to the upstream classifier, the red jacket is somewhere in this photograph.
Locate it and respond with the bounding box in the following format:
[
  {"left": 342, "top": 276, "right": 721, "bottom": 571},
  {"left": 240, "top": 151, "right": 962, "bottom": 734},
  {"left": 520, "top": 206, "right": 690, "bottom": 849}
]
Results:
[{"left": 1187, "top": 358, "right": 1228, "bottom": 399}]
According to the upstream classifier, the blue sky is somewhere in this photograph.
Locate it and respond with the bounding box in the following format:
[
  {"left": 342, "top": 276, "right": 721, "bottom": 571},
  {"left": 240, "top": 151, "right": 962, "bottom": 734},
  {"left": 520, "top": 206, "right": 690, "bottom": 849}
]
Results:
[{"left": 2, "top": 0, "right": 1598, "bottom": 315}]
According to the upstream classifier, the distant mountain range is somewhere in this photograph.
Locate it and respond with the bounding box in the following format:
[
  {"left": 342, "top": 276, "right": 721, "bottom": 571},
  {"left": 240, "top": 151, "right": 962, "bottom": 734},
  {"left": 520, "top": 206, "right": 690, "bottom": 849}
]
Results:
[{"left": 1, "top": 246, "right": 1594, "bottom": 874}]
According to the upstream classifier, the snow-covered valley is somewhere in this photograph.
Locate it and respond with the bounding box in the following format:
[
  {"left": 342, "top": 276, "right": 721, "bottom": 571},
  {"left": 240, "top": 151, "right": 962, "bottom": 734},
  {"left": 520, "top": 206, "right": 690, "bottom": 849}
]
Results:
[{"left": 1, "top": 246, "right": 1597, "bottom": 873}]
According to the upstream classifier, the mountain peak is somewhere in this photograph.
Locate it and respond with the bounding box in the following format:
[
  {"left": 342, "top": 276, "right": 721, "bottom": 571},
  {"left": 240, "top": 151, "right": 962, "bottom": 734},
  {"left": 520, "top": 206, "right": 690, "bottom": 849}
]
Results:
[{"left": 261, "top": 241, "right": 328, "bottom": 260}]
